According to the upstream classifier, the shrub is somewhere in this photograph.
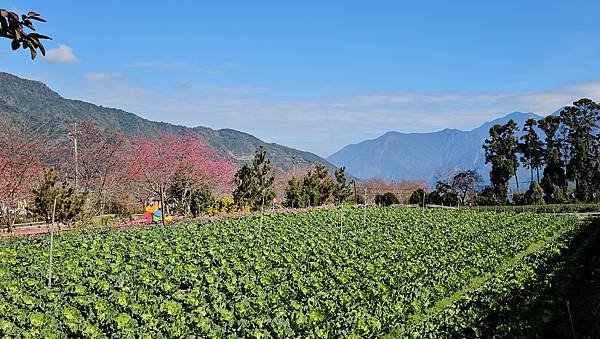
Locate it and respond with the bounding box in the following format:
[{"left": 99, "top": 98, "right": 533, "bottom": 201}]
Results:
[
  {"left": 524, "top": 182, "right": 545, "bottom": 205},
  {"left": 375, "top": 192, "right": 399, "bottom": 206},
  {"left": 190, "top": 187, "right": 216, "bottom": 218},
  {"left": 409, "top": 189, "right": 426, "bottom": 207}
]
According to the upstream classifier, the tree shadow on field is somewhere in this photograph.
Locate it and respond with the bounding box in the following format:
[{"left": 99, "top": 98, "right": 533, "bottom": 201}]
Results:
[
  {"left": 486, "top": 218, "right": 600, "bottom": 338},
  {"left": 535, "top": 218, "right": 600, "bottom": 339}
]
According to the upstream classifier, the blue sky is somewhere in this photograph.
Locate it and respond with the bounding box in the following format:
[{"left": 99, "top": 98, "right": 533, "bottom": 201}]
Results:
[{"left": 2, "top": 0, "right": 600, "bottom": 156}]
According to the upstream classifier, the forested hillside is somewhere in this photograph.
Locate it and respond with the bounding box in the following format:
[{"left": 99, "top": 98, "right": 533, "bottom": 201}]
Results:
[{"left": 0, "top": 72, "right": 333, "bottom": 171}]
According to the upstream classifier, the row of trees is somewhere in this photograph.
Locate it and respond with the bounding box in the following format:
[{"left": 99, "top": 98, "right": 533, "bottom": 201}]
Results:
[
  {"left": 13, "top": 100, "right": 596, "bottom": 230},
  {"left": 2, "top": 115, "right": 387, "bottom": 231},
  {"left": 233, "top": 151, "right": 430, "bottom": 210},
  {"left": 0, "top": 118, "right": 236, "bottom": 230},
  {"left": 0, "top": 119, "right": 49, "bottom": 230},
  {"left": 408, "top": 170, "right": 483, "bottom": 207},
  {"left": 483, "top": 99, "right": 599, "bottom": 204},
  {"left": 284, "top": 164, "right": 352, "bottom": 208}
]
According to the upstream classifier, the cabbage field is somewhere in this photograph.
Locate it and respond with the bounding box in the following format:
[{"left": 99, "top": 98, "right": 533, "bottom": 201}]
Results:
[{"left": 0, "top": 207, "right": 592, "bottom": 337}]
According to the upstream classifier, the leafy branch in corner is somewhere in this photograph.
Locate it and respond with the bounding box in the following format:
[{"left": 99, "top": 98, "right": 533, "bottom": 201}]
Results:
[{"left": 0, "top": 9, "right": 51, "bottom": 59}]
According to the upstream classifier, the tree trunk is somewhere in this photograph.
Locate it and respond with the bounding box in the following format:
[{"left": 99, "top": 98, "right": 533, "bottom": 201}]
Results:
[
  {"left": 6, "top": 210, "right": 14, "bottom": 233},
  {"left": 530, "top": 167, "right": 534, "bottom": 184},
  {"left": 575, "top": 176, "right": 579, "bottom": 201},
  {"left": 536, "top": 167, "right": 540, "bottom": 183},
  {"left": 100, "top": 191, "right": 105, "bottom": 216},
  {"left": 514, "top": 171, "right": 520, "bottom": 193}
]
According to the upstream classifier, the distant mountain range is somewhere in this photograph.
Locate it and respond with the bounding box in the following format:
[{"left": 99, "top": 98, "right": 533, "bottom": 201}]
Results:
[
  {"left": 0, "top": 72, "right": 335, "bottom": 171},
  {"left": 327, "top": 112, "right": 545, "bottom": 184}
]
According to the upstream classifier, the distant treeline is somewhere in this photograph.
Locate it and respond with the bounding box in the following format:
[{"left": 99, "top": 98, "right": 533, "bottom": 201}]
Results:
[{"left": 481, "top": 98, "right": 599, "bottom": 205}]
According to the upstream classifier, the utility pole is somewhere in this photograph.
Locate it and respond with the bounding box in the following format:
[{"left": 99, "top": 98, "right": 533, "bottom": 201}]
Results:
[{"left": 68, "top": 123, "right": 80, "bottom": 191}]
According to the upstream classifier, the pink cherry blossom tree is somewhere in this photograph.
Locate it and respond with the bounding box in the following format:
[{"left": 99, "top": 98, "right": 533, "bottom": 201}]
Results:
[
  {"left": 0, "top": 118, "right": 46, "bottom": 231},
  {"left": 125, "top": 133, "right": 235, "bottom": 222}
]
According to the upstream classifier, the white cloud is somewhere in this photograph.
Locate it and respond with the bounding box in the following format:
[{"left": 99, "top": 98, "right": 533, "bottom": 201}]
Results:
[
  {"left": 65, "top": 79, "right": 600, "bottom": 157},
  {"left": 43, "top": 44, "right": 78, "bottom": 63},
  {"left": 83, "top": 73, "right": 124, "bottom": 82}
]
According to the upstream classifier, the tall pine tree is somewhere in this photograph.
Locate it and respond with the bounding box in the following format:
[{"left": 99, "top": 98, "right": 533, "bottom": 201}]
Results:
[
  {"left": 284, "top": 176, "right": 303, "bottom": 208},
  {"left": 559, "top": 99, "right": 600, "bottom": 201},
  {"left": 518, "top": 118, "right": 544, "bottom": 183},
  {"left": 483, "top": 120, "right": 519, "bottom": 202},
  {"left": 538, "top": 115, "right": 567, "bottom": 203},
  {"left": 333, "top": 166, "right": 352, "bottom": 203},
  {"left": 233, "top": 147, "right": 275, "bottom": 210}
]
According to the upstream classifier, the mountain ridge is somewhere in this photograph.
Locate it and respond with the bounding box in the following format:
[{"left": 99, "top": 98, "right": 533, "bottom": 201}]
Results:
[
  {"left": 0, "top": 72, "right": 335, "bottom": 172},
  {"left": 327, "top": 112, "right": 544, "bottom": 183}
]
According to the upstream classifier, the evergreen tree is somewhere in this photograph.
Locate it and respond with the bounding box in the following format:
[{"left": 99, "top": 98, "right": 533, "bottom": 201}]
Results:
[
  {"left": 375, "top": 192, "right": 399, "bottom": 206},
  {"left": 55, "top": 184, "right": 86, "bottom": 224},
  {"left": 349, "top": 192, "right": 365, "bottom": 205},
  {"left": 428, "top": 181, "right": 458, "bottom": 206},
  {"left": 252, "top": 147, "right": 276, "bottom": 209},
  {"left": 483, "top": 120, "right": 519, "bottom": 202},
  {"left": 476, "top": 186, "right": 506, "bottom": 206},
  {"left": 538, "top": 115, "right": 567, "bottom": 203},
  {"left": 524, "top": 181, "right": 545, "bottom": 205},
  {"left": 284, "top": 176, "right": 304, "bottom": 208},
  {"left": 300, "top": 171, "right": 320, "bottom": 207},
  {"left": 31, "top": 168, "right": 61, "bottom": 224},
  {"left": 233, "top": 147, "right": 275, "bottom": 210},
  {"left": 409, "top": 188, "right": 427, "bottom": 207},
  {"left": 594, "top": 132, "right": 600, "bottom": 200},
  {"left": 285, "top": 164, "right": 335, "bottom": 207},
  {"left": 190, "top": 187, "right": 215, "bottom": 218},
  {"left": 333, "top": 166, "right": 352, "bottom": 203},
  {"left": 233, "top": 164, "right": 255, "bottom": 209},
  {"left": 559, "top": 99, "right": 600, "bottom": 201},
  {"left": 518, "top": 118, "right": 544, "bottom": 183},
  {"left": 31, "top": 167, "right": 86, "bottom": 225},
  {"left": 313, "top": 164, "right": 335, "bottom": 205}
]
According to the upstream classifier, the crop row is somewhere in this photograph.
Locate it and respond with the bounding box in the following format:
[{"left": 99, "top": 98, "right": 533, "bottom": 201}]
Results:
[
  {"left": 0, "top": 207, "right": 585, "bottom": 337},
  {"left": 396, "top": 213, "right": 592, "bottom": 337}
]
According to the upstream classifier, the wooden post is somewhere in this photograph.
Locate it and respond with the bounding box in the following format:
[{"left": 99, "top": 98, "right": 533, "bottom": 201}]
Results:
[
  {"left": 363, "top": 188, "right": 367, "bottom": 229},
  {"left": 260, "top": 193, "right": 265, "bottom": 234},
  {"left": 340, "top": 200, "right": 343, "bottom": 237},
  {"left": 471, "top": 177, "right": 476, "bottom": 207},
  {"left": 48, "top": 198, "right": 57, "bottom": 288}
]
